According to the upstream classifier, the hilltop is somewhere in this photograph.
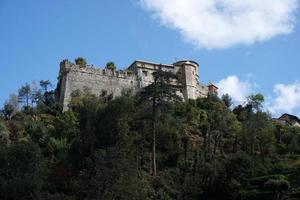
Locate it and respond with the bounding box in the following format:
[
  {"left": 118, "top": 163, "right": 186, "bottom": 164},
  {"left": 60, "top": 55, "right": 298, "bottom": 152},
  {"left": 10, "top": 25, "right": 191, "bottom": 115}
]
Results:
[{"left": 0, "top": 67, "right": 300, "bottom": 200}]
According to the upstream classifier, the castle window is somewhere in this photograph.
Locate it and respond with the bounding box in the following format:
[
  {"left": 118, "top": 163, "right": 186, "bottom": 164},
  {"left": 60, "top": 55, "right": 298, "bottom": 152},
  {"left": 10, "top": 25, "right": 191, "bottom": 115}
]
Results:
[{"left": 142, "top": 70, "right": 148, "bottom": 76}]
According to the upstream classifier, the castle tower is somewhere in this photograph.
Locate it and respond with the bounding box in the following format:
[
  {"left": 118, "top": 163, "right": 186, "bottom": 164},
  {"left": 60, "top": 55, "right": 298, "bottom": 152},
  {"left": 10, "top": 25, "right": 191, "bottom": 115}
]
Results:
[
  {"left": 56, "top": 59, "right": 214, "bottom": 111},
  {"left": 173, "top": 60, "right": 199, "bottom": 100},
  {"left": 56, "top": 60, "right": 74, "bottom": 111}
]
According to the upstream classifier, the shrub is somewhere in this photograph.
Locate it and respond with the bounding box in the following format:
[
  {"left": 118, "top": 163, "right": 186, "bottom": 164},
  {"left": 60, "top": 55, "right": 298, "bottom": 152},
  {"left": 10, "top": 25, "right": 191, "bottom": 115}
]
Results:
[
  {"left": 75, "top": 57, "right": 87, "bottom": 66},
  {"left": 106, "top": 61, "right": 116, "bottom": 70}
]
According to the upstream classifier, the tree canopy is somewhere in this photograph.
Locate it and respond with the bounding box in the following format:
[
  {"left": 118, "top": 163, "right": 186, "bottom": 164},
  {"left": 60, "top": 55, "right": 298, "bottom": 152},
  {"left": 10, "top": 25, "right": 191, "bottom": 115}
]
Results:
[
  {"left": 106, "top": 61, "right": 116, "bottom": 70},
  {"left": 1, "top": 78, "right": 300, "bottom": 200},
  {"left": 75, "top": 57, "right": 87, "bottom": 66}
]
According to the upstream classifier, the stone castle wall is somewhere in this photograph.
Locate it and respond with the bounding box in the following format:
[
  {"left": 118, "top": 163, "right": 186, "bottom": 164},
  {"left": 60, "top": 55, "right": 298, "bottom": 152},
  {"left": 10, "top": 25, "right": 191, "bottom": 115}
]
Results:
[
  {"left": 57, "top": 59, "right": 216, "bottom": 111},
  {"left": 58, "top": 60, "right": 138, "bottom": 111}
]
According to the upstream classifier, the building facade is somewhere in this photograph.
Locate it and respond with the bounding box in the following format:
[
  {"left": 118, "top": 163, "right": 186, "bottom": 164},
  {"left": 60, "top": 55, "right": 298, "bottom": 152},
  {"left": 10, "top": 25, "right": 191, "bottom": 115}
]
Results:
[
  {"left": 56, "top": 59, "right": 217, "bottom": 111},
  {"left": 274, "top": 114, "right": 300, "bottom": 128}
]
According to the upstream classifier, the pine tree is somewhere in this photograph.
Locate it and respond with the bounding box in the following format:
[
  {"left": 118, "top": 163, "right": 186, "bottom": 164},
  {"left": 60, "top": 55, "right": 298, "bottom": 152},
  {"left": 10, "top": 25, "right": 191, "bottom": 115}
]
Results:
[{"left": 137, "top": 66, "right": 182, "bottom": 176}]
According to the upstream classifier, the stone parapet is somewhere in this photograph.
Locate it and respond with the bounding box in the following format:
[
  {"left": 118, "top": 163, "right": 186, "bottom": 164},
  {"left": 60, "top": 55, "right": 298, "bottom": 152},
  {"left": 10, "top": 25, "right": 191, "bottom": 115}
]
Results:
[{"left": 56, "top": 59, "right": 216, "bottom": 111}]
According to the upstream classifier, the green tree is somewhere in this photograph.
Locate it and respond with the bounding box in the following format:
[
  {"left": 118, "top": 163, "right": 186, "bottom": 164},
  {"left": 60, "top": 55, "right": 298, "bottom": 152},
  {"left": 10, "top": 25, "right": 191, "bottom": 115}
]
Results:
[
  {"left": 106, "top": 61, "right": 116, "bottom": 70},
  {"left": 257, "top": 123, "right": 275, "bottom": 157},
  {"left": 40, "top": 80, "right": 52, "bottom": 92},
  {"left": 8, "top": 94, "right": 19, "bottom": 108},
  {"left": 0, "top": 142, "right": 46, "bottom": 200},
  {"left": 264, "top": 179, "right": 290, "bottom": 200},
  {"left": 18, "top": 83, "right": 31, "bottom": 107},
  {"left": 2, "top": 103, "right": 15, "bottom": 120},
  {"left": 75, "top": 57, "right": 87, "bottom": 66},
  {"left": 0, "top": 120, "right": 9, "bottom": 143},
  {"left": 1, "top": 79, "right": 300, "bottom": 200},
  {"left": 247, "top": 93, "right": 264, "bottom": 112},
  {"left": 222, "top": 94, "right": 233, "bottom": 108},
  {"left": 76, "top": 149, "right": 153, "bottom": 200},
  {"left": 137, "top": 67, "right": 182, "bottom": 176}
]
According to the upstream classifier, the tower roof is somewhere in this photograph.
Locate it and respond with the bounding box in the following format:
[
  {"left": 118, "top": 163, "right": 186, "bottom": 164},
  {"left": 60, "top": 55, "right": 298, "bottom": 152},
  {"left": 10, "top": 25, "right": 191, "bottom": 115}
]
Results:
[{"left": 173, "top": 60, "right": 199, "bottom": 66}]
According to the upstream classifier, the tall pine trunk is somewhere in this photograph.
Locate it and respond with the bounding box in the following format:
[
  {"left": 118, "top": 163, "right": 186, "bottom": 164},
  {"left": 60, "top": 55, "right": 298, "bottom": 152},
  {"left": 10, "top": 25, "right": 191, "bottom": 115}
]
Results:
[
  {"left": 151, "top": 78, "right": 157, "bottom": 177},
  {"left": 151, "top": 120, "right": 157, "bottom": 176}
]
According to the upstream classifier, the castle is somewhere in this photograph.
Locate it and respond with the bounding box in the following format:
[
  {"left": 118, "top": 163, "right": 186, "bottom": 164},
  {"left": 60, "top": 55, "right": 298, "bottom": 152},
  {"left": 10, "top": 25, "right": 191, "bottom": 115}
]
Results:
[{"left": 57, "top": 59, "right": 218, "bottom": 111}]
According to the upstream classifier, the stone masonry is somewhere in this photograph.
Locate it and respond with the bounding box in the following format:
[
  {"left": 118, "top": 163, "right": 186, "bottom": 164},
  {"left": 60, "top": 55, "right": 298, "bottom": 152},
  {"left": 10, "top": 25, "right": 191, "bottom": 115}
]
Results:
[{"left": 56, "top": 59, "right": 218, "bottom": 111}]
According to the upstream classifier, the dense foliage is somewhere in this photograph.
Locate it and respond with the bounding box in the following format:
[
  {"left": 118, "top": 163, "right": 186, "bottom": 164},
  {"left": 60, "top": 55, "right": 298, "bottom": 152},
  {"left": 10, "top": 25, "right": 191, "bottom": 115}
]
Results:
[
  {"left": 1, "top": 79, "right": 300, "bottom": 200},
  {"left": 105, "top": 61, "right": 116, "bottom": 70},
  {"left": 75, "top": 57, "right": 87, "bottom": 66}
]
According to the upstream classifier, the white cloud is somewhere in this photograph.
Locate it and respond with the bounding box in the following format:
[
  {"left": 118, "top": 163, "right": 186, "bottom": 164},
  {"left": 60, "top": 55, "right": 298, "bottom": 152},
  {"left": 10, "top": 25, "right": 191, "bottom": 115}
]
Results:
[
  {"left": 140, "top": 0, "right": 298, "bottom": 49},
  {"left": 216, "top": 76, "right": 300, "bottom": 116},
  {"left": 217, "top": 75, "right": 254, "bottom": 104},
  {"left": 267, "top": 82, "right": 300, "bottom": 116}
]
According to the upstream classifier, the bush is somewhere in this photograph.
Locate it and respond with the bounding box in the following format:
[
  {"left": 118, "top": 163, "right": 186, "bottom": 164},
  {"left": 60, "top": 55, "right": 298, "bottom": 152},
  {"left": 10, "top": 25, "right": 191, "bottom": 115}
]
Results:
[
  {"left": 106, "top": 61, "right": 116, "bottom": 70},
  {"left": 264, "top": 179, "right": 290, "bottom": 191},
  {"left": 0, "top": 142, "right": 47, "bottom": 200},
  {"left": 250, "top": 175, "right": 287, "bottom": 187},
  {"left": 75, "top": 57, "right": 87, "bottom": 66}
]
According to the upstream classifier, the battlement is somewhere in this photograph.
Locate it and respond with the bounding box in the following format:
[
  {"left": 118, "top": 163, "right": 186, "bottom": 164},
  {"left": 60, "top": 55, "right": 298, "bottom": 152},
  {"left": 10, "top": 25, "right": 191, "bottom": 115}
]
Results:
[
  {"left": 59, "top": 60, "right": 136, "bottom": 80},
  {"left": 57, "top": 59, "right": 217, "bottom": 111}
]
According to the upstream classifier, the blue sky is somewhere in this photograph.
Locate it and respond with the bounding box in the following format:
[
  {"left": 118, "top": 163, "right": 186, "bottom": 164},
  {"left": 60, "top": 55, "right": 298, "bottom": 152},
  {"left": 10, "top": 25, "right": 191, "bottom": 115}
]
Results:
[{"left": 0, "top": 0, "right": 299, "bottom": 117}]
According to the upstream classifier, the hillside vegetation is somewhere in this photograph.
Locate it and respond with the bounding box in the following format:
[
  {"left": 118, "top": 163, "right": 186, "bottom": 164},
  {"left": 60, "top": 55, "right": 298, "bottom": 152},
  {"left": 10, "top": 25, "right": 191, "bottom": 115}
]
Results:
[{"left": 1, "top": 78, "right": 300, "bottom": 200}]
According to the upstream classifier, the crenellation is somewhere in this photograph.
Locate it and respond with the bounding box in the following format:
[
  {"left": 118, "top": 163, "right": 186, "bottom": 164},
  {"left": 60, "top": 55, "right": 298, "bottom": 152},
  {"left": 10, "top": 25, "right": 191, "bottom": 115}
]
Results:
[
  {"left": 60, "top": 60, "right": 136, "bottom": 80},
  {"left": 57, "top": 59, "right": 217, "bottom": 111}
]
